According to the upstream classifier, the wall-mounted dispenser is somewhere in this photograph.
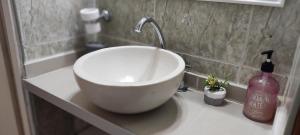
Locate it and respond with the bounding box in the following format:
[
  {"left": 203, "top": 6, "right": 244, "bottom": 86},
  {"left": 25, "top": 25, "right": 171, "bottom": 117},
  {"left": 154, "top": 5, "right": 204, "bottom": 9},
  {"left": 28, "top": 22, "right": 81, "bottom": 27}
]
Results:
[{"left": 80, "top": 6, "right": 111, "bottom": 52}]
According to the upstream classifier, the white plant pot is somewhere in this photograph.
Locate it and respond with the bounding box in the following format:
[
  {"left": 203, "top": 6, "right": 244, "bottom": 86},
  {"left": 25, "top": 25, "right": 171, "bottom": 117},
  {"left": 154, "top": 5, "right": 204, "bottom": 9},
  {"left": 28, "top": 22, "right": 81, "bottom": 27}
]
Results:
[{"left": 204, "top": 86, "right": 226, "bottom": 106}]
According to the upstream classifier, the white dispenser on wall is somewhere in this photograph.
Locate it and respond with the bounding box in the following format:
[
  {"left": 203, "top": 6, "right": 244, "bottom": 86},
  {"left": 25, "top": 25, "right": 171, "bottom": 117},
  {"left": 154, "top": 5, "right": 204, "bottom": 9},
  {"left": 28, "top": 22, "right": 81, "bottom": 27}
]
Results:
[{"left": 80, "top": 1, "right": 110, "bottom": 52}]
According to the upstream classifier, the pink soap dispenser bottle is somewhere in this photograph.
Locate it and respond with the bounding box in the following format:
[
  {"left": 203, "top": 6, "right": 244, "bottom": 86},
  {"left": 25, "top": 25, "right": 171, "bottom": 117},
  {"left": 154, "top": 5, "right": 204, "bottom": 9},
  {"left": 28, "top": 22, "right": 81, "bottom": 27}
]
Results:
[{"left": 243, "top": 50, "right": 279, "bottom": 122}]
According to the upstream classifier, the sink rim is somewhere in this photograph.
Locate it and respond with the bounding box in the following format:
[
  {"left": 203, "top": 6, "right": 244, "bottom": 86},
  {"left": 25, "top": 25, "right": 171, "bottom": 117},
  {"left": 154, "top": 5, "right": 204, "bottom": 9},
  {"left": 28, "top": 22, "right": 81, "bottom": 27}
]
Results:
[{"left": 73, "top": 45, "right": 185, "bottom": 87}]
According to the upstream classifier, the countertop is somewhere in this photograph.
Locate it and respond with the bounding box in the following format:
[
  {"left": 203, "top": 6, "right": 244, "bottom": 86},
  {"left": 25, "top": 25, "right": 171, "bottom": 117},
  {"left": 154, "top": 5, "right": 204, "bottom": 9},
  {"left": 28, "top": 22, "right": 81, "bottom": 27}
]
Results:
[{"left": 24, "top": 66, "right": 272, "bottom": 135}]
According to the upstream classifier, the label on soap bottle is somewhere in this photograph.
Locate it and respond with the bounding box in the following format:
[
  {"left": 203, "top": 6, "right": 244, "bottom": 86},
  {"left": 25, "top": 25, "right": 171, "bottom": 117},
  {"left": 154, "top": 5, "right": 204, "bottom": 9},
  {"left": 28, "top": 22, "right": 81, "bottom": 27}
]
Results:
[{"left": 243, "top": 90, "right": 276, "bottom": 121}]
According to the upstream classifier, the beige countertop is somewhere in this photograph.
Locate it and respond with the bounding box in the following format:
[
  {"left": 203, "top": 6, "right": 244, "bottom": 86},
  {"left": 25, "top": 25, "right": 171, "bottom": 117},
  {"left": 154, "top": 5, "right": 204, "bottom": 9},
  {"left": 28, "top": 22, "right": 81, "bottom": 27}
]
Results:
[{"left": 24, "top": 66, "right": 272, "bottom": 135}]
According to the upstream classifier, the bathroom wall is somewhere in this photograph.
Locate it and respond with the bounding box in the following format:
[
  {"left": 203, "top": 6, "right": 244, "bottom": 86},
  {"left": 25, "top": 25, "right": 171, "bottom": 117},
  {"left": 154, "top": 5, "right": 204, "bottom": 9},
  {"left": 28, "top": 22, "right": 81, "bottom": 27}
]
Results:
[
  {"left": 97, "top": 0, "right": 300, "bottom": 93},
  {"left": 14, "top": 0, "right": 300, "bottom": 91},
  {"left": 14, "top": 0, "right": 86, "bottom": 61}
]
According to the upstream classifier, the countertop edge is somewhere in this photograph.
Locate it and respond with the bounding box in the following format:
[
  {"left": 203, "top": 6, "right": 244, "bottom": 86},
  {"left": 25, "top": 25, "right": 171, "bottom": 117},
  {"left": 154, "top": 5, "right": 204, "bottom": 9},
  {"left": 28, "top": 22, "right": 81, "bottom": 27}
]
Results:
[{"left": 23, "top": 80, "right": 135, "bottom": 135}]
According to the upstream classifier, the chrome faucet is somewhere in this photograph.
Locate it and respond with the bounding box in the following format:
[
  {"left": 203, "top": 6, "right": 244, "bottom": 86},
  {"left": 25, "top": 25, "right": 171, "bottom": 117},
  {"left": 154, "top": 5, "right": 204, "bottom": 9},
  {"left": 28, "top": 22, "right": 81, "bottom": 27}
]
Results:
[{"left": 134, "top": 17, "right": 166, "bottom": 49}]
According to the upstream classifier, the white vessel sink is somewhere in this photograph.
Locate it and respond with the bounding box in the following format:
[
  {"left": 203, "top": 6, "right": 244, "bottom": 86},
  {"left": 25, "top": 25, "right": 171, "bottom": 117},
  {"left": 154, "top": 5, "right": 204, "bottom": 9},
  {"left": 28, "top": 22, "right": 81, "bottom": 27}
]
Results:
[{"left": 73, "top": 46, "right": 185, "bottom": 114}]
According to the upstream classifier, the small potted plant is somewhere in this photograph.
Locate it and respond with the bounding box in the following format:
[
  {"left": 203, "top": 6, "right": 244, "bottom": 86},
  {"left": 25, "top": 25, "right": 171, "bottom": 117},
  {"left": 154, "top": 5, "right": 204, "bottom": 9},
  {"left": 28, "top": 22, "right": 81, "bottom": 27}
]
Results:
[{"left": 204, "top": 74, "right": 229, "bottom": 106}]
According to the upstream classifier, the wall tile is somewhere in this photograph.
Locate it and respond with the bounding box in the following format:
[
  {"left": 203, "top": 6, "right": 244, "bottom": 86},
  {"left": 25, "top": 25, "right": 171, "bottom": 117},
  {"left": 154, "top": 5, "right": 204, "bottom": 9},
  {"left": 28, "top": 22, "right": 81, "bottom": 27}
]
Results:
[
  {"left": 155, "top": 0, "right": 252, "bottom": 65},
  {"left": 98, "top": 0, "right": 155, "bottom": 44},
  {"left": 24, "top": 37, "right": 85, "bottom": 61},
  {"left": 244, "top": 0, "right": 300, "bottom": 75},
  {"left": 180, "top": 53, "right": 239, "bottom": 82},
  {"left": 15, "top": 0, "right": 85, "bottom": 46},
  {"left": 226, "top": 84, "right": 247, "bottom": 103},
  {"left": 99, "top": 35, "right": 150, "bottom": 47},
  {"left": 238, "top": 66, "right": 288, "bottom": 95},
  {"left": 237, "top": 66, "right": 259, "bottom": 85},
  {"left": 184, "top": 72, "right": 198, "bottom": 89}
]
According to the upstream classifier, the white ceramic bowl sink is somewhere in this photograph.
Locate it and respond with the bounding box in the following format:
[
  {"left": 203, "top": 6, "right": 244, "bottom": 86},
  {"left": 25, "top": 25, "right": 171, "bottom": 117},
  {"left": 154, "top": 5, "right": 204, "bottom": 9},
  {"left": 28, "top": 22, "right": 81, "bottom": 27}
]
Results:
[{"left": 73, "top": 46, "right": 185, "bottom": 114}]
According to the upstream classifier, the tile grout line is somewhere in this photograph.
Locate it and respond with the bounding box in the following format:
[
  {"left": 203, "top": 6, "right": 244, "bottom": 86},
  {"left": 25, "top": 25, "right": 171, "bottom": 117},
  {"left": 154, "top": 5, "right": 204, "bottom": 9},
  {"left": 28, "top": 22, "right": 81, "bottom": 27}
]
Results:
[
  {"left": 185, "top": 71, "right": 248, "bottom": 89},
  {"left": 175, "top": 51, "right": 239, "bottom": 68},
  {"left": 242, "top": 65, "right": 287, "bottom": 77},
  {"left": 99, "top": 34, "right": 150, "bottom": 46},
  {"left": 235, "top": 6, "right": 255, "bottom": 84},
  {"left": 24, "top": 48, "right": 84, "bottom": 65}
]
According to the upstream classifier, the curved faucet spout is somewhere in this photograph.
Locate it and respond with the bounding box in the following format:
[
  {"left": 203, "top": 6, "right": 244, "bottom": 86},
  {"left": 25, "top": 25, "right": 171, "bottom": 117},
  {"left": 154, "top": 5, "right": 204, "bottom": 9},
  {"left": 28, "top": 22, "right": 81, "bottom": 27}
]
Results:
[{"left": 134, "top": 17, "right": 166, "bottom": 49}]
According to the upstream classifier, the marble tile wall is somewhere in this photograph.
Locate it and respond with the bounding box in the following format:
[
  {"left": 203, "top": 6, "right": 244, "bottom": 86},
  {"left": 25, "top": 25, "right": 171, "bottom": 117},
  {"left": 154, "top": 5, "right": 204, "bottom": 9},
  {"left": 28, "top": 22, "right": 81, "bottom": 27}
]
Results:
[
  {"left": 14, "top": 0, "right": 86, "bottom": 61},
  {"left": 14, "top": 0, "right": 299, "bottom": 89},
  {"left": 97, "top": 0, "right": 300, "bottom": 92}
]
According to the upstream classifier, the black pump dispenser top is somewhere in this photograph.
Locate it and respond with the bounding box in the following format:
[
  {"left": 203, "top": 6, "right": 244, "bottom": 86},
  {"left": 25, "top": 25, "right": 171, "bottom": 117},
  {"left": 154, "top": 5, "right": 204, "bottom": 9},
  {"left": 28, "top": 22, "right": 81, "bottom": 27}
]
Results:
[{"left": 261, "top": 50, "right": 274, "bottom": 73}]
